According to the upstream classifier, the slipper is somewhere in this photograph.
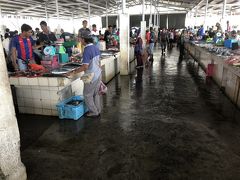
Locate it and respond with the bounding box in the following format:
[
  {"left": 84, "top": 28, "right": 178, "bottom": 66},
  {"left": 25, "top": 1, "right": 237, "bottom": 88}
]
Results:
[{"left": 85, "top": 112, "right": 100, "bottom": 118}]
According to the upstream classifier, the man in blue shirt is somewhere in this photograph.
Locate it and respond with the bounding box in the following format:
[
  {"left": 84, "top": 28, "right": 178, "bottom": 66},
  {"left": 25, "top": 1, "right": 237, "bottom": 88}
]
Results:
[{"left": 75, "top": 32, "right": 102, "bottom": 117}]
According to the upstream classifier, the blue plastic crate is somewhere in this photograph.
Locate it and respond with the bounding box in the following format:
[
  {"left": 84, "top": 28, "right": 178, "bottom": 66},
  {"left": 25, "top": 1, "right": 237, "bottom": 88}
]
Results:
[
  {"left": 56, "top": 96, "right": 88, "bottom": 120},
  {"left": 224, "top": 39, "right": 237, "bottom": 49}
]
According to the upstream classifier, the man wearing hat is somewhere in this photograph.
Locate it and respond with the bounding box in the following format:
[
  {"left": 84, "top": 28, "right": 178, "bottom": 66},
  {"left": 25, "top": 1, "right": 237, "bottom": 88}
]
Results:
[{"left": 75, "top": 33, "right": 102, "bottom": 117}]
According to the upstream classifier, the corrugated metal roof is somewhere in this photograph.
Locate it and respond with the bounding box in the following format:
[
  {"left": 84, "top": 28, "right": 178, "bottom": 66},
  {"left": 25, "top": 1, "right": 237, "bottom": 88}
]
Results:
[{"left": 0, "top": 0, "right": 239, "bottom": 18}]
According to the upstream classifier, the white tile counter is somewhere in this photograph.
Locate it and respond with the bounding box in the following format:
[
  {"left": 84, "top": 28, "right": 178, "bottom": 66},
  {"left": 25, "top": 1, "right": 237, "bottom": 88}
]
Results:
[
  {"left": 9, "top": 73, "right": 84, "bottom": 116},
  {"left": 185, "top": 43, "right": 240, "bottom": 109},
  {"left": 100, "top": 52, "right": 120, "bottom": 84}
]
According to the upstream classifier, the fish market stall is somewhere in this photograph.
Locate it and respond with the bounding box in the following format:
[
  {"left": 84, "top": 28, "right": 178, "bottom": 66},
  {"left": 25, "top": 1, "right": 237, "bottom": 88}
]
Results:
[
  {"left": 185, "top": 42, "right": 240, "bottom": 108},
  {"left": 9, "top": 50, "right": 121, "bottom": 116},
  {"left": 9, "top": 63, "right": 85, "bottom": 116},
  {"left": 100, "top": 50, "right": 120, "bottom": 83}
]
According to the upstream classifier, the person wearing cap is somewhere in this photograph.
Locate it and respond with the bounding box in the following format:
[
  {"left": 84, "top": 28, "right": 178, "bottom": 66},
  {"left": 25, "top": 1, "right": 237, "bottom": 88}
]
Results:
[{"left": 75, "top": 33, "right": 102, "bottom": 117}]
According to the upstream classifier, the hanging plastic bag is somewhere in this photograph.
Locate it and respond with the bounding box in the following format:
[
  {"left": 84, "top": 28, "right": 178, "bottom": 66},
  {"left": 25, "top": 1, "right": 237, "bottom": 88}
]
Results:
[
  {"left": 81, "top": 72, "right": 94, "bottom": 84},
  {"left": 99, "top": 81, "right": 107, "bottom": 95}
]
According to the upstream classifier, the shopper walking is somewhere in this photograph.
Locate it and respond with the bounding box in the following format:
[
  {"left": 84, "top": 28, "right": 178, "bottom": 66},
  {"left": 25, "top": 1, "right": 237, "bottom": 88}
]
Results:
[
  {"left": 179, "top": 30, "right": 185, "bottom": 62},
  {"left": 169, "top": 29, "right": 174, "bottom": 49},
  {"left": 160, "top": 28, "right": 168, "bottom": 56},
  {"left": 135, "top": 36, "right": 143, "bottom": 68},
  {"left": 148, "top": 27, "right": 155, "bottom": 63}
]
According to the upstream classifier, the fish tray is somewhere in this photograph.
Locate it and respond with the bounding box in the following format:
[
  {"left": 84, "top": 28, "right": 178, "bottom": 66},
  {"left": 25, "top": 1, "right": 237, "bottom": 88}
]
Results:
[{"left": 56, "top": 96, "right": 88, "bottom": 120}]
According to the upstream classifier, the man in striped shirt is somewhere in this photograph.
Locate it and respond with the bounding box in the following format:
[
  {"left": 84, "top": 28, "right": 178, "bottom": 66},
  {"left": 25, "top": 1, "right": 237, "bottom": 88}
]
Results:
[{"left": 11, "top": 24, "right": 42, "bottom": 71}]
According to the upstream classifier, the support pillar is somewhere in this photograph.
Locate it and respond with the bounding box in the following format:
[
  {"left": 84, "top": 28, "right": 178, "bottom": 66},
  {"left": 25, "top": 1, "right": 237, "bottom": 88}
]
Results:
[
  {"left": 88, "top": 0, "right": 91, "bottom": 28},
  {"left": 141, "top": 21, "right": 146, "bottom": 48},
  {"left": 194, "top": 7, "right": 198, "bottom": 27},
  {"left": 45, "top": 2, "right": 48, "bottom": 23},
  {"left": 166, "top": 15, "right": 168, "bottom": 29},
  {"left": 0, "top": 8, "right": 4, "bottom": 35},
  {"left": 221, "top": 0, "right": 227, "bottom": 31},
  {"left": 119, "top": 13, "right": 130, "bottom": 75},
  {"left": 204, "top": 0, "right": 209, "bottom": 30},
  {"left": 55, "top": 0, "right": 61, "bottom": 34},
  {"left": 141, "top": 0, "right": 146, "bottom": 47},
  {"left": 153, "top": 9, "right": 156, "bottom": 27},
  {"left": 106, "top": 1, "right": 108, "bottom": 28},
  {"left": 72, "top": 13, "right": 75, "bottom": 34},
  {"left": 149, "top": 0, "right": 152, "bottom": 27},
  {"left": 142, "top": 0, "right": 145, "bottom": 21},
  {"left": 0, "top": 40, "right": 27, "bottom": 180}
]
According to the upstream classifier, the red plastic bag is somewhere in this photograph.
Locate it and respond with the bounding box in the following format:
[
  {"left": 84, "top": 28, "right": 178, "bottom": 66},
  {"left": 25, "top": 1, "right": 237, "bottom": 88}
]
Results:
[
  {"left": 207, "top": 64, "right": 214, "bottom": 77},
  {"left": 99, "top": 81, "right": 107, "bottom": 95}
]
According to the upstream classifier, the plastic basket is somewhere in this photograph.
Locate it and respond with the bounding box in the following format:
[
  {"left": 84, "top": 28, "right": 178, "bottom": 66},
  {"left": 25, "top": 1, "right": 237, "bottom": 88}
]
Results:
[{"left": 56, "top": 96, "right": 88, "bottom": 120}]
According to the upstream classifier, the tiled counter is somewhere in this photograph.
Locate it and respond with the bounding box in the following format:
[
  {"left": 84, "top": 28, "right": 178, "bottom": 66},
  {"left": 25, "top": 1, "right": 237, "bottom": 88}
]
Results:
[
  {"left": 100, "top": 53, "right": 120, "bottom": 84},
  {"left": 185, "top": 43, "right": 240, "bottom": 108},
  {"left": 9, "top": 73, "right": 84, "bottom": 116}
]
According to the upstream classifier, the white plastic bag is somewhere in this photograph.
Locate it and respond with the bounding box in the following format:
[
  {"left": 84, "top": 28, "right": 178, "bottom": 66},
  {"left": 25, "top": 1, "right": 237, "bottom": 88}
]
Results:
[
  {"left": 81, "top": 72, "right": 94, "bottom": 84},
  {"left": 99, "top": 81, "right": 107, "bottom": 95}
]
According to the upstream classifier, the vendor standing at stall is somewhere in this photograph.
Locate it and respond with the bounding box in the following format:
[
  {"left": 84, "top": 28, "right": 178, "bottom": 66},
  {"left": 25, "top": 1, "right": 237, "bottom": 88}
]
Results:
[
  {"left": 231, "top": 30, "right": 240, "bottom": 41},
  {"left": 104, "top": 25, "right": 113, "bottom": 47},
  {"left": 78, "top": 20, "right": 91, "bottom": 53},
  {"left": 78, "top": 20, "right": 91, "bottom": 38},
  {"left": 91, "top": 24, "right": 99, "bottom": 46},
  {"left": 11, "top": 24, "right": 41, "bottom": 71},
  {"left": 38, "top": 21, "right": 57, "bottom": 47},
  {"left": 75, "top": 32, "right": 102, "bottom": 117}
]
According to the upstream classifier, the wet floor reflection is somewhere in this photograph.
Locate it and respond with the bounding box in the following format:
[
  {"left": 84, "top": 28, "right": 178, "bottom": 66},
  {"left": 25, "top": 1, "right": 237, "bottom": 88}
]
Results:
[{"left": 20, "top": 47, "right": 240, "bottom": 180}]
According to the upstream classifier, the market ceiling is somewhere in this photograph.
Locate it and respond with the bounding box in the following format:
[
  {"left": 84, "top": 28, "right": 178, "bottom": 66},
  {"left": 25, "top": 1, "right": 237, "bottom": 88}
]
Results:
[{"left": 0, "top": 0, "right": 239, "bottom": 18}]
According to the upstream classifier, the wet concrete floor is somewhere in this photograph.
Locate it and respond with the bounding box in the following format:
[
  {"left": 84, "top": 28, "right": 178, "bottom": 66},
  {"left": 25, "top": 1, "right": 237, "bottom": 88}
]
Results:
[{"left": 18, "top": 47, "right": 240, "bottom": 180}]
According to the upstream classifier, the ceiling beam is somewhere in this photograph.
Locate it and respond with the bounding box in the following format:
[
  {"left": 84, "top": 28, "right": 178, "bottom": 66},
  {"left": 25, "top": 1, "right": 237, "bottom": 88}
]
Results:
[
  {"left": 16, "top": 5, "right": 42, "bottom": 14},
  {"left": 75, "top": 0, "right": 106, "bottom": 10}
]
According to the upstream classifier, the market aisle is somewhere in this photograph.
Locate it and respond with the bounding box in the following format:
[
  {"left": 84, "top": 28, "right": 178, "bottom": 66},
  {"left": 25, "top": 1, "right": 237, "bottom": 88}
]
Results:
[{"left": 19, "top": 47, "right": 240, "bottom": 180}]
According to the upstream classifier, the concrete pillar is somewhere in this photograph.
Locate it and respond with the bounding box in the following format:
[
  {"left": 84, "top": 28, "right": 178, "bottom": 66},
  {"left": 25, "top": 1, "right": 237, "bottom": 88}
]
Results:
[
  {"left": 166, "top": 15, "right": 168, "bottom": 29},
  {"left": 153, "top": 9, "right": 156, "bottom": 27},
  {"left": 122, "top": 0, "right": 126, "bottom": 14},
  {"left": 141, "top": 21, "right": 147, "bottom": 48},
  {"left": 221, "top": 0, "right": 227, "bottom": 31},
  {"left": 88, "top": 0, "right": 91, "bottom": 29},
  {"left": 0, "top": 8, "right": 4, "bottom": 35},
  {"left": 55, "top": 0, "right": 61, "bottom": 34},
  {"left": 142, "top": 0, "right": 145, "bottom": 21},
  {"left": 119, "top": 13, "right": 129, "bottom": 75},
  {"left": 195, "top": 7, "right": 198, "bottom": 27},
  {"left": 106, "top": 1, "right": 108, "bottom": 28},
  {"left": 141, "top": 0, "right": 146, "bottom": 48},
  {"left": 72, "top": 13, "right": 75, "bottom": 34},
  {"left": 0, "top": 39, "right": 27, "bottom": 179},
  {"left": 204, "top": 0, "right": 208, "bottom": 30},
  {"left": 45, "top": 3, "right": 48, "bottom": 23},
  {"left": 149, "top": 0, "right": 152, "bottom": 27},
  {"left": 116, "top": 17, "right": 119, "bottom": 29}
]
